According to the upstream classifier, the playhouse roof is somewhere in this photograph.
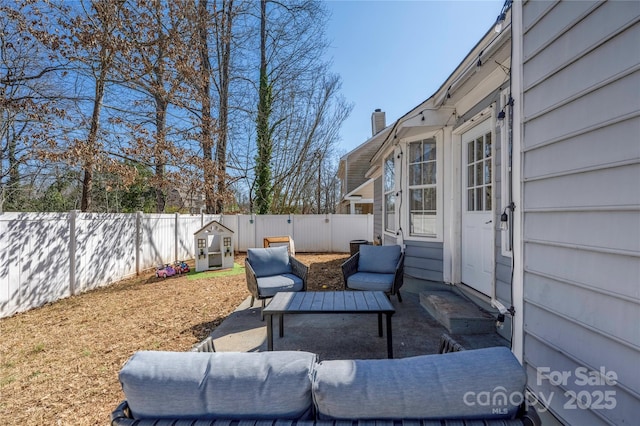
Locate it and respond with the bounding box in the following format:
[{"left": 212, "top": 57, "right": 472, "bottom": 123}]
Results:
[{"left": 194, "top": 220, "right": 234, "bottom": 236}]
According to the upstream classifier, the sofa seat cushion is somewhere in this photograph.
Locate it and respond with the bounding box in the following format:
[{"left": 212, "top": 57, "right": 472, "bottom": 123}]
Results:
[
  {"left": 257, "top": 274, "right": 304, "bottom": 297},
  {"left": 248, "top": 246, "right": 292, "bottom": 277},
  {"left": 312, "top": 346, "right": 526, "bottom": 421},
  {"left": 346, "top": 272, "right": 394, "bottom": 292},
  {"left": 119, "top": 350, "right": 317, "bottom": 420},
  {"left": 357, "top": 245, "right": 401, "bottom": 274}
]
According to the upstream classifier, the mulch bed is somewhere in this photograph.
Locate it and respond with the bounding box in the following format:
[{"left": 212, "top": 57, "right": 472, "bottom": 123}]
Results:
[{"left": 0, "top": 253, "right": 350, "bottom": 425}]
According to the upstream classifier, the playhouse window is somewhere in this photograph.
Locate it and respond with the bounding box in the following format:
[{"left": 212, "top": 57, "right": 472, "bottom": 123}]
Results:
[
  {"left": 197, "top": 239, "right": 206, "bottom": 249},
  {"left": 408, "top": 139, "right": 437, "bottom": 236},
  {"left": 223, "top": 237, "right": 231, "bottom": 247}
]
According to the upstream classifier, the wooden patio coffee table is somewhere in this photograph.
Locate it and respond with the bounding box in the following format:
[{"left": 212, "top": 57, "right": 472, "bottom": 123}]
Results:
[{"left": 262, "top": 291, "right": 396, "bottom": 358}]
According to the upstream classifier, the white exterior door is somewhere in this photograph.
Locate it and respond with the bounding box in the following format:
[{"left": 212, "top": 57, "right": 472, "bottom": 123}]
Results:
[{"left": 461, "top": 121, "right": 494, "bottom": 295}]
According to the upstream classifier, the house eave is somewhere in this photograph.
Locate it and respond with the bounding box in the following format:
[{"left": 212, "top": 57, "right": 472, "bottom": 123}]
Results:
[{"left": 371, "top": 10, "right": 512, "bottom": 165}]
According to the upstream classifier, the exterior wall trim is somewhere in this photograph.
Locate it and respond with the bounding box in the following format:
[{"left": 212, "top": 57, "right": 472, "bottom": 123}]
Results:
[{"left": 510, "top": 0, "right": 525, "bottom": 363}]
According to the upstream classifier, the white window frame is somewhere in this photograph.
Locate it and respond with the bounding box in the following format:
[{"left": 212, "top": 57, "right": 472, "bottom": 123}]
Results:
[
  {"left": 383, "top": 152, "right": 396, "bottom": 233},
  {"left": 401, "top": 133, "right": 444, "bottom": 241}
]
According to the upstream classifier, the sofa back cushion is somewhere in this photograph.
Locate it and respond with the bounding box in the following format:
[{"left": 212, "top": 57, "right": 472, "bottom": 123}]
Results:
[
  {"left": 248, "top": 246, "right": 292, "bottom": 277},
  {"left": 119, "top": 350, "right": 316, "bottom": 420},
  {"left": 358, "top": 245, "right": 401, "bottom": 274},
  {"left": 312, "top": 346, "right": 526, "bottom": 420}
]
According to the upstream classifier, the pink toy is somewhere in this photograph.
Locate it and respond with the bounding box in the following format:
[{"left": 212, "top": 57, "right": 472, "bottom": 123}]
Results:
[{"left": 155, "top": 264, "right": 177, "bottom": 278}]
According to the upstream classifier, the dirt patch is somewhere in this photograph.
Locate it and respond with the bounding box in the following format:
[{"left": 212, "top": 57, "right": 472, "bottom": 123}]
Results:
[{"left": 0, "top": 253, "right": 350, "bottom": 425}]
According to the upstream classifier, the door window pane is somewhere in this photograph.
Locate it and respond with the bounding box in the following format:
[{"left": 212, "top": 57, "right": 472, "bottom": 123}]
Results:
[
  {"left": 475, "top": 137, "right": 483, "bottom": 161},
  {"left": 465, "top": 131, "right": 493, "bottom": 212},
  {"left": 468, "top": 189, "right": 475, "bottom": 212}
]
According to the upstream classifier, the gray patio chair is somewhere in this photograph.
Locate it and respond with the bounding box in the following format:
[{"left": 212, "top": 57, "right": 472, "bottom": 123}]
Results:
[
  {"left": 341, "top": 244, "right": 404, "bottom": 302},
  {"left": 245, "top": 245, "right": 308, "bottom": 320}
]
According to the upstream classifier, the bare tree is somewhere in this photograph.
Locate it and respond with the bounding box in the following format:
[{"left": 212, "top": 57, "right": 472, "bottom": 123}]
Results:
[
  {"left": 0, "top": 2, "right": 69, "bottom": 211},
  {"left": 177, "top": 0, "right": 238, "bottom": 214},
  {"left": 1, "top": 0, "right": 351, "bottom": 214},
  {"left": 49, "top": 0, "right": 126, "bottom": 212},
  {"left": 212, "top": 0, "right": 235, "bottom": 213},
  {"left": 270, "top": 73, "right": 351, "bottom": 213},
  {"left": 251, "top": 0, "right": 351, "bottom": 214},
  {"left": 114, "top": 0, "right": 185, "bottom": 213}
]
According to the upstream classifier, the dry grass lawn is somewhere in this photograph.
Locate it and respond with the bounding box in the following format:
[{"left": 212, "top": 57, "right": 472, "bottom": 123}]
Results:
[{"left": 0, "top": 252, "right": 349, "bottom": 425}]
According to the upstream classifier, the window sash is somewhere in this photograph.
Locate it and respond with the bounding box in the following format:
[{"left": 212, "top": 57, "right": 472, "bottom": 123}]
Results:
[
  {"left": 408, "top": 139, "right": 437, "bottom": 236},
  {"left": 384, "top": 154, "right": 396, "bottom": 232}
]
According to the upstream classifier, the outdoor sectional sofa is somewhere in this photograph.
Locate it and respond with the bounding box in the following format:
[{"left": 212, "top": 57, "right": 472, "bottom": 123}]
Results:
[{"left": 110, "top": 346, "right": 541, "bottom": 425}]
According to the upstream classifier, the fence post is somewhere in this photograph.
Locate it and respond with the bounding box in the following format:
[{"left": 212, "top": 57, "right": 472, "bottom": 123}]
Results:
[
  {"left": 68, "top": 210, "right": 78, "bottom": 295},
  {"left": 175, "top": 212, "right": 180, "bottom": 262},
  {"left": 329, "top": 213, "right": 333, "bottom": 252},
  {"left": 136, "top": 211, "right": 142, "bottom": 275}
]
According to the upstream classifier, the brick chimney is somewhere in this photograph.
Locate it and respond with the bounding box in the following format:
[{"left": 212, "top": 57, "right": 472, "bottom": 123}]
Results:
[{"left": 371, "top": 109, "right": 386, "bottom": 136}]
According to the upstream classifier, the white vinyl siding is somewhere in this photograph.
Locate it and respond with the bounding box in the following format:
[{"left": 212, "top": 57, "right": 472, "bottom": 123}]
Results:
[{"left": 518, "top": 1, "right": 640, "bottom": 424}]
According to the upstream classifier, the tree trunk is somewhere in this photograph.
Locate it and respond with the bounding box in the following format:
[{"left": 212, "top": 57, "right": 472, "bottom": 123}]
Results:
[
  {"left": 214, "top": 0, "right": 232, "bottom": 214},
  {"left": 198, "top": 0, "right": 216, "bottom": 214},
  {"left": 255, "top": 0, "right": 272, "bottom": 214},
  {"left": 154, "top": 94, "right": 167, "bottom": 213},
  {"left": 80, "top": 58, "right": 107, "bottom": 212},
  {"left": 153, "top": 3, "right": 167, "bottom": 214}
]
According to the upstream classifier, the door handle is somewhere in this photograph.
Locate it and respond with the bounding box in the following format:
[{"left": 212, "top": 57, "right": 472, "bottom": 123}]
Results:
[{"left": 485, "top": 220, "right": 492, "bottom": 224}]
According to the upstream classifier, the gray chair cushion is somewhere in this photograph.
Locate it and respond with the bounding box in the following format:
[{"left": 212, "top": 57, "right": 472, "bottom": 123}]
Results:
[
  {"left": 346, "top": 272, "right": 394, "bottom": 292},
  {"left": 312, "top": 346, "right": 526, "bottom": 420},
  {"left": 119, "top": 350, "right": 317, "bottom": 420},
  {"left": 248, "top": 246, "right": 292, "bottom": 277},
  {"left": 257, "top": 273, "right": 305, "bottom": 297},
  {"left": 358, "top": 245, "right": 401, "bottom": 274}
]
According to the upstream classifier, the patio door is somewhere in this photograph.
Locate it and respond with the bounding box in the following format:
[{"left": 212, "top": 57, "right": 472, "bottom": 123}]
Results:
[{"left": 461, "top": 120, "right": 494, "bottom": 296}]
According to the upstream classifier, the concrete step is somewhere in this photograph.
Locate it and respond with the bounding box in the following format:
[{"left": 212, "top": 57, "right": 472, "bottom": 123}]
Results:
[{"left": 420, "top": 290, "right": 496, "bottom": 335}]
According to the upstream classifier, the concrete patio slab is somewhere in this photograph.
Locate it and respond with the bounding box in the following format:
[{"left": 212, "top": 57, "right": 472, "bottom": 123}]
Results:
[{"left": 209, "top": 288, "right": 450, "bottom": 360}]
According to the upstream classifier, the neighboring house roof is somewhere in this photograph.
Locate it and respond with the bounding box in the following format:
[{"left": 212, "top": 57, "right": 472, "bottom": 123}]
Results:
[{"left": 338, "top": 125, "right": 392, "bottom": 198}]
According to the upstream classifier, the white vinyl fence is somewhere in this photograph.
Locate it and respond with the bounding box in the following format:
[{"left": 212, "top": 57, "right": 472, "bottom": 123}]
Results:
[{"left": 0, "top": 212, "right": 372, "bottom": 318}]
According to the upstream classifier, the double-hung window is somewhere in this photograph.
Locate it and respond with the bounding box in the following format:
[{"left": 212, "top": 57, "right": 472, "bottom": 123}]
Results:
[
  {"left": 384, "top": 154, "right": 395, "bottom": 232},
  {"left": 409, "top": 139, "right": 437, "bottom": 236}
]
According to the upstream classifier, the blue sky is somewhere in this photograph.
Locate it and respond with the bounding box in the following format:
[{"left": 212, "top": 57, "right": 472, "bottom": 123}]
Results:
[{"left": 324, "top": 0, "right": 505, "bottom": 153}]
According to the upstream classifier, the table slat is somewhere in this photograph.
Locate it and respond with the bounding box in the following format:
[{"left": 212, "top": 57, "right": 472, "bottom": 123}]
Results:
[
  {"left": 298, "top": 292, "right": 315, "bottom": 310},
  {"left": 263, "top": 291, "right": 394, "bottom": 314},
  {"left": 323, "top": 292, "right": 335, "bottom": 310},
  {"left": 372, "top": 291, "right": 393, "bottom": 310},
  {"left": 310, "top": 293, "right": 324, "bottom": 310},
  {"left": 334, "top": 292, "right": 346, "bottom": 310},
  {"left": 362, "top": 291, "right": 378, "bottom": 309},
  {"left": 352, "top": 291, "right": 367, "bottom": 310}
]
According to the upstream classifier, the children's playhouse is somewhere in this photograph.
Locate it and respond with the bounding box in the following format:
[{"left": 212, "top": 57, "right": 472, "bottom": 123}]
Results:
[{"left": 194, "top": 221, "right": 235, "bottom": 272}]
